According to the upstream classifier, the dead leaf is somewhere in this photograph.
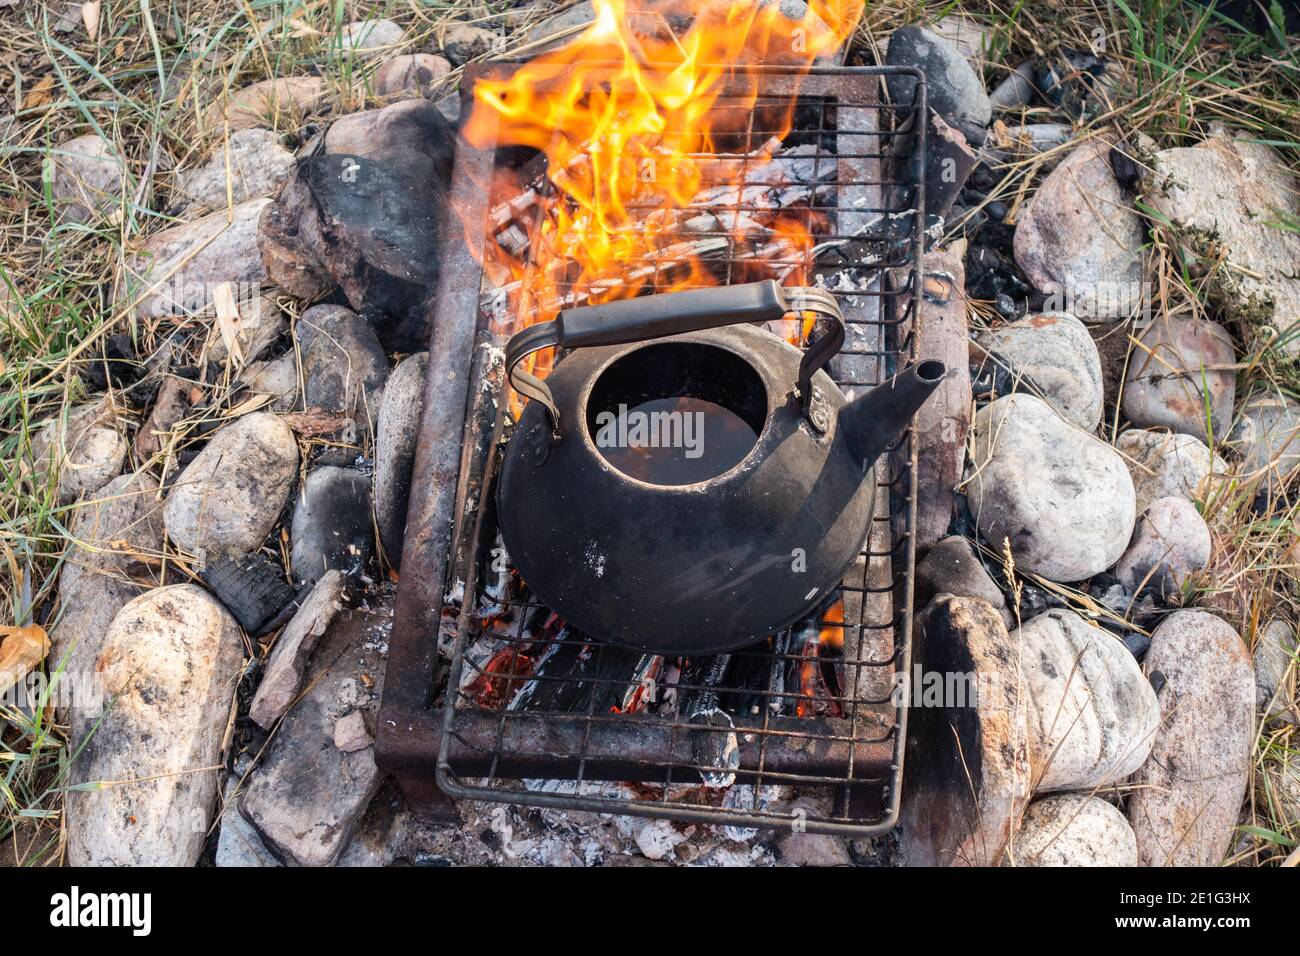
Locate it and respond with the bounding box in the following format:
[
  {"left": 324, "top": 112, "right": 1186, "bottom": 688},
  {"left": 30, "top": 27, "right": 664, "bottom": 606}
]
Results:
[
  {"left": 225, "top": 392, "right": 272, "bottom": 418},
  {"left": 212, "top": 281, "right": 245, "bottom": 365},
  {"left": 23, "top": 75, "right": 56, "bottom": 110},
  {"left": 82, "top": 0, "right": 101, "bottom": 42},
  {"left": 0, "top": 623, "right": 51, "bottom": 694}
]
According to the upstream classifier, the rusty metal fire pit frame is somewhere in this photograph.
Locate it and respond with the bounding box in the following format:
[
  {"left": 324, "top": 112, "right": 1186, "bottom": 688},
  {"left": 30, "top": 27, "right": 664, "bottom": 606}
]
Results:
[{"left": 377, "top": 61, "right": 928, "bottom": 836}]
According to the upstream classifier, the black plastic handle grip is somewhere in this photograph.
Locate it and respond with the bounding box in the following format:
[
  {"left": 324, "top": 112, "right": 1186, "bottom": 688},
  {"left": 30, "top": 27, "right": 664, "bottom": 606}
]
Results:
[{"left": 557, "top": 281, "right": 789, "bottom": 348}]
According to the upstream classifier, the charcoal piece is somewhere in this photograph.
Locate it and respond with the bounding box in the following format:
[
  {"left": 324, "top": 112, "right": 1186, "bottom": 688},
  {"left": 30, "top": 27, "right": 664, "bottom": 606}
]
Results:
[
  {"left": 201, "top": 551, "right": 295, "bottom": 635},
  {"left": 82, "top": 333, "right": 143, "bottom": 394},
  {"left": 515, "top": 636, "right": 650, "bottom": 714},
  {"left": 1109, "top": 143, "right": 1141, "bottom": 192},
  {"left": 1035, "top": 49, "right": 1116, "bottom": 121}
]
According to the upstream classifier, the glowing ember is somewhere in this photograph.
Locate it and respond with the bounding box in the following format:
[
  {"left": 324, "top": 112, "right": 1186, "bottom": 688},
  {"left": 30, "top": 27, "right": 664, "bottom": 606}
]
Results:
[{"left": 462, "top": 0, "right": 865, "bottom": 358}]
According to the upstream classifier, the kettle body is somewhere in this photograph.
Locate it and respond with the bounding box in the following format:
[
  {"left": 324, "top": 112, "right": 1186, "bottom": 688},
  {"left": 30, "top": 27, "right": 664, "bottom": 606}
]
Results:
[{"left": 496, "top": 281, "right": 944, "bottom": 655}]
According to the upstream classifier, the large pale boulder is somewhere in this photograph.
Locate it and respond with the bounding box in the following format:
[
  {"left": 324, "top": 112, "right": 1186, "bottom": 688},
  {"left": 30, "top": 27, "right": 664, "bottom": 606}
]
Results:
[{"left": 1009, "top": 794, "right": 1138, "bottom": 866}]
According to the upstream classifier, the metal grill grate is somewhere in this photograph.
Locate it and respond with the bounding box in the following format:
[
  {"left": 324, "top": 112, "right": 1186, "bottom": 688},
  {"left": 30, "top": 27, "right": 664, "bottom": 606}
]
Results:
[{"left": 377, "top": 63, "right": 927, "bottom": 837}]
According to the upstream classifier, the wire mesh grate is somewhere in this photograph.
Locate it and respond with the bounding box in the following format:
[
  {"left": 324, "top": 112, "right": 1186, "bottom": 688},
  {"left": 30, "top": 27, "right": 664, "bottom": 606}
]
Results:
[{"left": 431, "top": 64, "right": 926, "bottom": 836}]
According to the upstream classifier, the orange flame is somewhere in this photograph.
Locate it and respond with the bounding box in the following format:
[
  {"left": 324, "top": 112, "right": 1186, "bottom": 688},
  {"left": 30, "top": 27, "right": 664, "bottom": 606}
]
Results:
[{"left": 462, "top": 0, "right": 864, "bottom": 341}]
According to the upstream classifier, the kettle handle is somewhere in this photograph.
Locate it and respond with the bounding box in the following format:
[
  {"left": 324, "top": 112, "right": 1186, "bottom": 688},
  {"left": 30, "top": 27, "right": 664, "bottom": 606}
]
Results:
[{"left": 504, "top": 280, "right": 845, "bottom": 438}]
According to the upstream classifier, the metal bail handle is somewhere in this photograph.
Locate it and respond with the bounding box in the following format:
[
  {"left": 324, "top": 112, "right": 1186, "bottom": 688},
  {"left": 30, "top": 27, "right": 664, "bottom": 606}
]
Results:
[{"left": 504, "top": 280, "right": 846, "bottom": 438}]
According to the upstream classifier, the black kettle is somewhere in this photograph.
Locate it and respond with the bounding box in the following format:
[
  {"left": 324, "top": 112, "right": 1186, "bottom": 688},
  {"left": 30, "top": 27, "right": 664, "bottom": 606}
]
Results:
[{"left": 497, "top": 280, "right": 946, "bottom": 655}]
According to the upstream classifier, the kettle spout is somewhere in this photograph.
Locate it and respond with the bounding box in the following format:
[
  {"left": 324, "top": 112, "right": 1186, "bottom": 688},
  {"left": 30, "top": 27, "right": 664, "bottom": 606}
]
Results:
[{"left": 837, "top": 361, "right": 947, "bottom": 469}]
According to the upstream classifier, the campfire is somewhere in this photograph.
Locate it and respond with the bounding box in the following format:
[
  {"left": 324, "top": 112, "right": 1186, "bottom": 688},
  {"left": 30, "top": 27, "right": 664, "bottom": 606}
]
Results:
[{"left": 377, "top": 0, "right": 927, "bottom": 836}]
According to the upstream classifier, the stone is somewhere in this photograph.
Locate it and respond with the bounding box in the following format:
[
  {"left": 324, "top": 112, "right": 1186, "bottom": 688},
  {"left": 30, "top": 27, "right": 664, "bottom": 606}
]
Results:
[
  {"left": 1010, "top": 794, "right": 1138, "bottom": 866},
  {"left": 1228, "top": 392, "right": 1300, "bottom": 487},
  {"left": 333, "top": 709, "right": 371, "bottom": 752},
  {"left": 172, "top": 128, "right": 295, "bottom": 213},
  {"left": 373, "top": 54, "right": 450, "bottom": 99},
  {"left": 977, "top": 311, "right": 1103, "bottom": 430},
  {"left": 1115, "top": 428, "right": 1226, "bottom": 515},
  {"left": 1147, "top": 134, "right": 1300, "bottom": 354},
  {"left": 967, "top": 394, "right": 1136, "bottom": 582},
  {"left": 1254, "top": 618, "right": 1295, "bottom": 720},
  {"left": 214, "top": 776, "right": 280, "bottom": 867},
  {"left": 323, "top": 98, "right": 454, "bottom": 176},
  {"left": 48, "top": 134, "right": 123, "bottom": 224},
  {"left": 31, "top": 397, "right": 128, "bottom": 504},
  {"left": 885, "top": 25, "right": 991, "bottom": 146},
  {"left": 249, "top": 570, "right": 346, "bottom": 729},
  {"left": 925, "top": 14, "right": 996, "bottom": 66},
  {"left": 1122, "top": 317, "right": 1235, "bottom": 443},
  {"left": 51, "top": 472, "right": 164, "bottom": 720},
  {"left": 204, "top": 294, "right": 287, "bottom": 367},
  {"left": 1115, "top": 496, "right": 1211, "bottom": 600},
  {"left": 901, "top": 596, "right": 1029, "bottom": 866},
  {"left": 290, "top": 467, "right": 373, "bottom": 585},
  {"left": 163, "top": 411, "right": 298, "bottom": 560},
  {"left": 1129, "top": 610, "right": 1254, "bottom": 867},
  {"left": 240, "top": 351, "right": 300, "bottom": 412},
  {"left": 339, "top": 19, "right": 406, "bottom": 56},
  {"left": 240, "top": 602, "right": 390, "bottom": 867},
  {"left": 373, "top": 352, "right": 427, "bottom": 565},
  {"left": 66, "top": 585, "right": 244, "bottom": 866},
  {"left": 988, "top": 62, "right": 1037, "bottom": 111},
  {"left": 440, "top": 23, "right": 501, "bottom": 65},
  {"left": 299, "top": 307, "right": 390, "bottom": 419},
  {"left": 1017, "top": 608, "right": 1160, "bottom": 792},
  {"left": 1014, "top": 138, "right": 1146, "bottom": 321},
  {"left": 915, "top": 535, "right": 1012, "bottom": 628},
  {"left": 120, "top": 197, "right": 270, "bottom": 320},
  {"left": 774, "top": 797, "right": 852, "bottom": 866},
  {"left": 206, "top": 76, "right": 327, "bottom": 133}
]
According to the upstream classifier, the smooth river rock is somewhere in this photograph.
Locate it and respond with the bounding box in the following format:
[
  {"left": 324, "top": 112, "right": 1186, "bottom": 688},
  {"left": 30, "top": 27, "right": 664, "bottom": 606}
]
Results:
[
  {"left": 967, "top": 394, "right": 1136, "bottom": 582},
  {"left": 1254, "top": 618, "right": 1295, "bottom": 720},
  {"left": 1115, "top": 496, "right": 1212, "bottom": 600},
  {"left": 915, "top": 535, "right": 1013, "bottom": 628},
  {"left": 205, "top": 76, "right": 327, "bottom": 133},
  {"left": 885, "top": 25, "right": 991, "bottom": 146},
  {"left": 373, "top": 351, "right": 427, "bottom": 565},
  {"left": 1228, "top": 391, "right": 1300, "bottom": 487},
  {"left": 173, "top": 127, "right": 295, "bottom": 213},
  {"left": 299, "top": 307, "right": 390, "bottom": 419},
  {"left": 1122, "top": 317, "right": 1235, "bottom": 443},
  {"left": 32, "top": 397, "right": 128, "bottom": 504},
  {"left": 1115, "top": 428, "right": 1226, "bottom": 514},
  {"left": 290, "top": 467, "right": 373, "bottom": 586},
  {"left": 163, "top": 411, "right": 298, "bottom": 560},
  {"left": 249, "top": 569, "right": 346, "bottom": 729},
  {"left": 977, "top": 311, "right": 1103, "bottom": 430},
  {"left": 1014, "top": 138, "right": 1145, "bottom": 320},
  {"left": 49, "top": 133, "right": 123, "bottom": 224},
  {"left": 1129, "top": 610, "right": 1254, "bottom": 867},
  {"left": 1017, "top": 608, "right": 1159, "bottom": 792},
  {"left": 339, "top": 18, "right": 407, "bottom": 56},
  {"left": 1010, "top": 794, "right": 1138, "bottom": 866},
  {"left": 373, "top": 54, "right": 451, "bottom": 99},
  {"left": 66, "top": 585, "right": 244, "bottom": 866}
]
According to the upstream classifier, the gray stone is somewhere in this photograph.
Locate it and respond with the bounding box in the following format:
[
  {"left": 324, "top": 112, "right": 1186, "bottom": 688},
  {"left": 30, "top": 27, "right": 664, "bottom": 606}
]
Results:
[
  {"left": 32, "top": 397, "right": 128, "bottom": 504},
  {"left": 1115, "top": 496, "right": 1211, "bottom": 600},
  {"left": 163, "top": 411, "right": 298, "bottom": 560},
  {"left": 249, "top": 570, "right": 346, "bottom": 729},
  {"left": 915, "top": 535, "right": 1012, "bottom": 628},
  {"left": 49, "top": 134, "right": 123, "bottom": 224},
  {"left": 120, "top": 197, "right": 270, "bottom": 320},
  {"left": 967, "top": 394, "right": 1136, "bottom": 582},
  {"left": 205, "top": 76, "right": 327, "bottom": 133},
  {"left": 66, "top": 585, "right": 244, "bottom": 866},
  {"left": 300, "top": 307, "right": 389, "bottom": 419},
  {"left": 1228, "top": 392, "right": 1300, "bottom": 487},
  {"left": 978, "top": 311, "right": 1103, "bottom": 430},
  {"left": 204, "top": 294, "right": 287, "bottom": 365},
  {"left": 989, "top": 62, "right": 1037, "bottom": 111},
  {"left": 1017, "top": 609, "right": 1159, "bottom": 792},
  {"left": 1123, "top": 317, "right": 1235, "bottom": 443},
  {"left": 1254, "top": 618, "right": 1295, "bottom": 720},
  {"left": 240, "top": 351, "right": 300, "bottom": 413},
  {"left": 214, "top": 775, "right": 280, "bottom": 867},
  {"left": 1014, "top": 138, "right": 1145, "bottom": 320},
  {"left": 1147, "top": 134, "right": 1300, "bottom": 354},
  {"left": 373, "top": 352, "right": 426, "bottom": 565},
  {"left": 1010, "top": 795, "right": 1137, "bottom": 866},
  {"left": 440, "top": 23, "right": 502, "bottom": 65},
  {"left": 1129, "top": 610, "right": 1254, "bottom": 867},
  {"left": 339, "top": 19, "right": 406, "bottom": 57},
  {"left": 901, "top": 596, "right": 1029, "bottom": 866},
  {"left": 323, "top": 97, "right": 454, "bottom": 167},
  {"left": 1115, "top": 428, "right": 1226, "bottom": 515},
  {"left": 290, "top": 467, "right": 373, "bottom": 586},
  {"left": 52, "top": 472, "right": 164, "bottom": 721},
  {"left": 240, "top": 602, "right": 390, "bottom": 867},
  {"left": 885, "top": 25, "right": 991, "bottom": 146},
  {"left": 173, "top": 128, "right": 295, "bottom": 213},
  {"left": 373, "top": 54, "right": 450, "bottom": 99}
]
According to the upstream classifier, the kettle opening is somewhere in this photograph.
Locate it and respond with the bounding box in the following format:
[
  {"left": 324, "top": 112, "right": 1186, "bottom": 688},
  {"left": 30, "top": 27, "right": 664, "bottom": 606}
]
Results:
[{"left": 584, "top": 341, "right": 768, "bottom": 487}]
